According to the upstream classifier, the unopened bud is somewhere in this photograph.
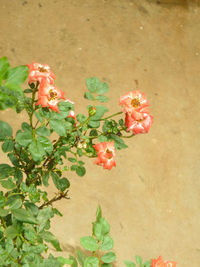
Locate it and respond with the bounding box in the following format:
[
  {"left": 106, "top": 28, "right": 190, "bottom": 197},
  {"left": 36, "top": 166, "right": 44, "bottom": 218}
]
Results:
[{"left": 89, "top": 106, "right": 96, "bottom": 116}]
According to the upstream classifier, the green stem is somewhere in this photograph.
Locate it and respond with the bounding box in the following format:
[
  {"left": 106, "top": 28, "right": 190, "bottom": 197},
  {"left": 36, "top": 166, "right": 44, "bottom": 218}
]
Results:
[{"left": 98, "top": 111, "right": 123, "bottom": 121}]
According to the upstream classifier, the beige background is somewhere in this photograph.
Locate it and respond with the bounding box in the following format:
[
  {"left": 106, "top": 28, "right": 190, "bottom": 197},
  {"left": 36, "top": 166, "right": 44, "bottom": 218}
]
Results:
[{"left": 0, "top": 0, "right": 200, "bottom": 266}]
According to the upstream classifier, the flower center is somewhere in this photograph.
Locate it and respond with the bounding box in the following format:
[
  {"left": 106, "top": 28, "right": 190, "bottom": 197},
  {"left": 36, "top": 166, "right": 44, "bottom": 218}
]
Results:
[
  {"left": 49, "top": 89, "right": 57, "bottom": 100},
  {"left": 106, "top": 149, "right": 113, "bottom": 159},
  {"left": 38, "top": 66, "right": 48, "bottom": 73},
  {"left": 131, "top": 98, "right": 140, "bottom": 108}
]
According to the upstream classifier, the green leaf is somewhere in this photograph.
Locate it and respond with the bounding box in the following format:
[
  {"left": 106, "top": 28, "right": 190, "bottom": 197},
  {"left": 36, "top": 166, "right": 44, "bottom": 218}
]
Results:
[
  {"left": 88, "top": 120, "right": 100, "bottom": 128},
  {"left": 5, "top": 225, "right": 18, "bottom": 239},
  {"left": 21, "top": 122, "right": 32, "bottom": 132},
  {"left": 28, "top": 140, "right": 45, "bottom": 161},
  {"left": 95, "top": 95, "right": 109, "bottom": 102},
  {"left": 12, "top": 208, "right": 38, "bottom": 224},
  {"left": 93, "top": 218, "right": 110, "bottom": 240},
  {"left": 16, "top": 130, "right": 33, "bottom": 147},
  {"left": 36, "top": 126, "right": 50, "bottom": 137},
  {"left": 77, "top": 114, "right": 87, "bottom": 123},
  {"left": 24, "top": 88, "right": 33, "bottom": 93},
  {"left": 84, "top": 92, "right": 95, "bottom": 101},
  {"left": 5, "top": 65, "right": 28, "bottom": 90},
  {"left": 0, "top": 178, "right": 16, "bottom": 189},
  {"left": 39, "top": 231, "right": 62, "bottom": 251},
  {"left": 100, "top": 235, "right": 114, "bottom": 250},
  {"left": 2, "top": 139, "right": 14, "bottom": 152},
  {"left": 0, "top": 208, "right": 9, "bottom": 216},
  {"left": 34, "top": 110, "right": 44, "bottom": 122},
  {"left": 98, "top": 135, "right": 108, "bottom": 142},
  {"left": 8, "top": 198, "right": 22, "bottom": 210},
  {"left": 57, "top": 256, "right": 74, "bottom": 265},
  {"left": 37, "top": 136, "right": 53, "bottom": 154},
  {"left": 68, "top": 157, "right": 77, "bottom": 163},
  {"left": 0, "top": 164, "right": 13, "bottom": 179},
  {"left": 136, "top": 256, "right": 142, "bottom": 265},
  {"left": 96, "top": 205, "right": 102, "bottom": 222},
  {"left": 86, "top": 77, "right": 101, "bottom": 93},
  {"left": 76, "top": 249, "right": 87, "bottom": 266},
  {"left": 101, "top": 252, "right": 116, "bottom": 264},
  {"left": 0, "top": 57, "right": 10, "bottom": 81},
  {"left": 144, "top": 260, "right": 151, "bottom": 267},
  {"left": 58, "top": 177, "right": 70, "bottom": 191},
  {"left": 96, "top": 82, "right": 109, "bottom": 95},
  {"left": 50, "top": 119, "right": 66, "bottom": 136},
  {"left": 84, "top": 257, "right": 99, "bottom": 267},
  {"left": 42, "top": 172, "right": 50, "bottom": 187},
  {"left": 0, "top": 121, "right": 12, "bottom": 141},
  {"left": 109, "top": 134, "right": 128, "bottom": 150},
  {"left": 76, "top": 166, "right": 86, "bottom": 177},
  {"left": 124, "top": 261, "right": 136, "bottom": 267},
  {"left": 101, "top": 264, "right": 112, "bottom": 267},
  {"left": 80, "top": 236, "right": 98, "bottom": 252}
]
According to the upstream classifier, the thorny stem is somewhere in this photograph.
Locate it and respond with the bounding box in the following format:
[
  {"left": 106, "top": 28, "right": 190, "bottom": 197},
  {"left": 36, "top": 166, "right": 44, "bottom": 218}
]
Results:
[{"left": 39, "top": 190, "right": 70, "bottom": 209}]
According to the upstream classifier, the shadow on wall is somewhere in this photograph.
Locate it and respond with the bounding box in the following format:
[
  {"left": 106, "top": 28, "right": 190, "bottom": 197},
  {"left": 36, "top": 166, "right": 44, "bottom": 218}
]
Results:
[{"left": 146, "top": 0, "right": 200, "bottom": 8}]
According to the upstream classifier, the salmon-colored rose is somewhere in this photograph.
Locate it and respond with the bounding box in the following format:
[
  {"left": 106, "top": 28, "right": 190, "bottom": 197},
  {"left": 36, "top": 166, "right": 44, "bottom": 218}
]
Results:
[
  {"left": 151, "top": 256, "right": 177, "bottom": 267},
  {"left": 93, "top": 141, "right": 116, "bottom": 170},
  {"left": 36, "top": 83, "right": 65, "bottom": 112},
  {"left": 119, "top": 90, "right": 149, "bottom": 114},
  {"left": 125, "top": 108, "right": 153, "bottom": 134},
  {"left": 26, "top": 62, "right": 56, "bottom": 84}
]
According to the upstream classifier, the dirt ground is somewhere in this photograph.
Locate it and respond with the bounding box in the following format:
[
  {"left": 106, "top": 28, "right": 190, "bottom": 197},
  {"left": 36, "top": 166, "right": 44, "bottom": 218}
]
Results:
[{"left": 0, "top": 0, "right": 200, "bottom": 266}]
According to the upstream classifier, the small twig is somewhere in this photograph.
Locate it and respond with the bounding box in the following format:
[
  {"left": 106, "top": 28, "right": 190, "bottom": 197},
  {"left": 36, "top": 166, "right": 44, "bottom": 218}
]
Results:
[{"left": 39, "top": 190, "right": 70, "bottom": 209}]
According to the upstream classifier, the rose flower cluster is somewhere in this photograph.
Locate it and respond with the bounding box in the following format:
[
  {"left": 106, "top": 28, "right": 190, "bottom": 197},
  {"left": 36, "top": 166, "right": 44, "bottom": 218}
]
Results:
[
  {"left": 27, "top": 64, "right": 153, "bottom": 171},
  {"left": 151, "top": 256, "right": 177, "bottom": 267},
  {"left": 27, "top": 63, "right": 75, "bottom": 119},
  {"left": 120, "top": 90, "right": 153, "bottom": 135}
]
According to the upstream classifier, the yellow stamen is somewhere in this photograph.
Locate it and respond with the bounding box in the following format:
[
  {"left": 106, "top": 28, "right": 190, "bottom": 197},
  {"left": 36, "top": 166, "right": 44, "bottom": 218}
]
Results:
[{"left": 131, "top": 98, "right": 140, "bottom": 108}]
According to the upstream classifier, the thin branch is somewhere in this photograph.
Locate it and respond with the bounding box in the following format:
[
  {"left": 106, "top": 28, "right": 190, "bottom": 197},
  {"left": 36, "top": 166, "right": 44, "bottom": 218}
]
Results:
[{"left": 39, "top": 190, "right": 70, "bottom": 209}]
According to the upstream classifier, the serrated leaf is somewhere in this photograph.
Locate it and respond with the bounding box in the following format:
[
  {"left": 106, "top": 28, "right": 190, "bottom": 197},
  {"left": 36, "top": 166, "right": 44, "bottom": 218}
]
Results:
[
  {"left": 1, "top": 139, "right": 14, "bottom": 152},
  {"left": 50, "top": 119, "right": 66, "bottom": 136},
  {"left": 88, "top": 120, "right": 100, "bottom": 128},
  {"left": 80, "top": 236, "right": 98, "bottom": 252},
  {"left": 96, "top": 82, "right": 109, "bottom": 95},
  {"left": 100, "top": 235, "right": 114, "bottom": 250},
  {"left": 136, "top": 256, "right": 142, "bottom": 265},
  {"left": 124, "top": 261, "right": 136, "bottom": 267},
  {"left": 0, "top": 121, "right": 12, "bottom": 141},
  {"left": 16, "top": 131, "right": 33, "bottom": 147},
  {"left": 12, "top": 208, "right": 38, "bottom": 224},
  {"left": 58, "top": 177, "right": 70, "bottom": 191},
  {"left": 0, "top": 178, "right": 16, "bottom": 189},
  {"left": 28, "top": 140, "right": 45, "bottom": 161},
  {"left": 42, "top": 172, "right": 50, "bottom": 187},
  {"left": 95, "top": 95, "right": 109, "bottom": 102},
  {"left": 5, "top": 225, "right": 18, "bottom": 239},
  {"left": 37, "top": 136, "right": 53, "bottom": 154},
  {"left": 84, "top": 257, "right": 99, "bottom": 267},
  {"left": 109, "top": 134, "right": 128, "bottom": 150},
  {"left": 36, "top": 126, "right": 50, "bottom": 137},
  {"left": 101, "top": 252, "right": 116, "bottom": 264},
  {"left": 86, "top": 77, "right": 101, "bottom": 93},
  {"left": 0, "top": 208, "right": 9, "bottom": 216},
  {"left": 84, "top": 92, "right": 95, "bottom": 101},
  {"left": 0, "top": 164, "right": 13, "bottom": 179},
  {"left": 8, "top": 198, "right": 22, "bottom": 210},
  {"left": 39, "top": 231, "right": 62, "bottom": 251},
  {"left": 0, "top": 57, "right": 10, "bottom": 80},
  {"left": 76, "top": 249, "right": 87, "bottom": 266},
  {"left": 5, "top": 65, "right": 28, "bottom": 90},
  {"left": 93, "top": 218, "right": 110, "bottom": 240},
  {"left": 76, "top": 166, "right": 86, "bottom": 177}
]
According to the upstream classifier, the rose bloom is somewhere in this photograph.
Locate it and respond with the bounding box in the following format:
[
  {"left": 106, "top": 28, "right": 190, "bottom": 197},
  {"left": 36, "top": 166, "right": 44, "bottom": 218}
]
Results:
[
  {"left": 151, "top": 256, "right": 177, "bottom": 267},
  {"left": 26, "top": 62, "right": 56, "bottom": 84},
  {"left": 125, "top": 108, "right": 153, "bottom": 134},
  {"left": 93, "top": 141, "right": 116, "bottom": 170},
  {"left": 36, "top": 83, "right": 65, "bottom": 112},
  {"left": 119, "top": 90, "right": 149, "bottom": 114}
]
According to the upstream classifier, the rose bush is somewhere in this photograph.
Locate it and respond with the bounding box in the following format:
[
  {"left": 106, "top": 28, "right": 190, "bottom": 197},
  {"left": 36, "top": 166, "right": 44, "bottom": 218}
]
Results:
[{"left": 0, "top": 57, "right": 176, "bottom": 266}]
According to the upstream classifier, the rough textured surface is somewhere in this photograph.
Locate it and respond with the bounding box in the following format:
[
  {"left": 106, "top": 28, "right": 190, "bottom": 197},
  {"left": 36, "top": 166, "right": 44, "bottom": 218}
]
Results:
[{"left": 0, "top": 0, "right": 200, "bottom": 266}]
